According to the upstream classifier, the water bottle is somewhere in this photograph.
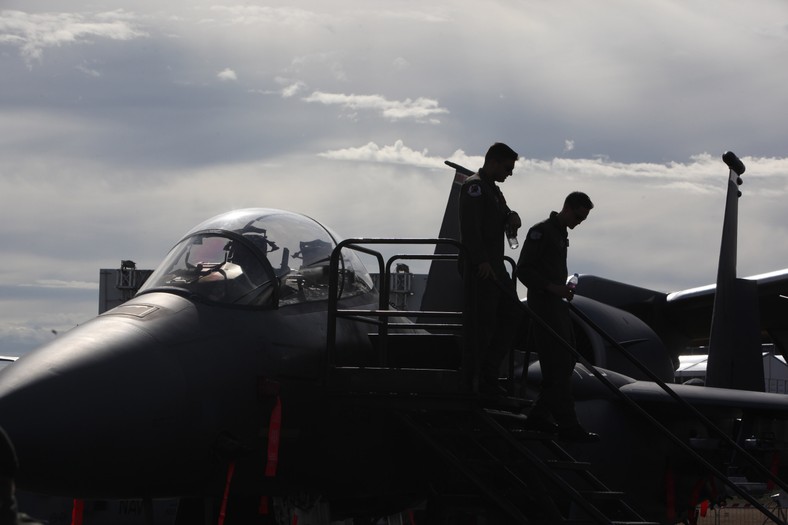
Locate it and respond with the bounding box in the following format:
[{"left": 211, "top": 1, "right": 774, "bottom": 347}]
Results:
[
  {"left": 506, "top": 226, "right": 519, "bottom": 250},
  {"left": 565, "top": 273, "right": 579, "bottom": 302}
]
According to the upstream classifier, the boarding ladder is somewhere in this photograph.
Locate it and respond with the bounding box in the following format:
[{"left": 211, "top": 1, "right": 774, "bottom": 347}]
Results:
[
  {"left": 325, "top": 239, "right": 788, "bottom": 524},
  {"left": 325, "top": 239, "right": 660, "bottom": 524},
  {"left": 397, "top": 405, "right": 660, "bottom": 524}
]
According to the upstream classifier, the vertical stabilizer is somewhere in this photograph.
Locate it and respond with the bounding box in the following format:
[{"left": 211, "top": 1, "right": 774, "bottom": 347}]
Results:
[
  {"left": 418, "top": 161, "right": 473, "bottom": 316},
  {"left": 705, "top": 152, "right": 764, "bottom": 391}
]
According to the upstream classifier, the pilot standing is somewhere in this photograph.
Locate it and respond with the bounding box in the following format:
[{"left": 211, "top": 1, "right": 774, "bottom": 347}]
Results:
[
  {"left": 458, "top": 142, "right": 523, "bottom": 395},
  {"left": 517, "top": 191, "right": 599, "bottom": 442}
]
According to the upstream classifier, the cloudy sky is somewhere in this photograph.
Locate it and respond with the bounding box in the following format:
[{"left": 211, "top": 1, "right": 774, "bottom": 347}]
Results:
[{"left": 1, "top": 1, "right": 787, "bottom": 354}]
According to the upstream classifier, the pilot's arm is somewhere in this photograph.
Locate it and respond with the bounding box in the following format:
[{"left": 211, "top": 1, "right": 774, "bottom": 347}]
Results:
[
  {"left": 517, "top": 226, "right": 574, "bottom": 301},
  {"left": 506, "top": 210, "right": 522, "bottom": 233}
]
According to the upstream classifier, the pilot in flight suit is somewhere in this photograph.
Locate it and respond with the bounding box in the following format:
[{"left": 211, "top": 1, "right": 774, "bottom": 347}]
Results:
[
  {"left": 517, "top": 191, "right": 600, "bottom": 442},
  {"left": 458, "top": 142, "right": 522, "bottom": 395}
]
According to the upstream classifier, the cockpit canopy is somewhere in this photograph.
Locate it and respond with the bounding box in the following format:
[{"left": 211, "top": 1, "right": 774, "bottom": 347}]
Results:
[{"left": 137, "top": 208, "right": 374, "bottom": 307}]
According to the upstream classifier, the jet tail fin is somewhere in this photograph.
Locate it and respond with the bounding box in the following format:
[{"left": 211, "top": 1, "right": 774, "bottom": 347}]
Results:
[
  {"left": 418, "top": 161, "right": 472, "bottom": 319},
  {"left": 705, "top": 152, "right": 764, "bottom": 391},
  {"left": 434, "top": 161, "right": 473, "bottom": 241}
]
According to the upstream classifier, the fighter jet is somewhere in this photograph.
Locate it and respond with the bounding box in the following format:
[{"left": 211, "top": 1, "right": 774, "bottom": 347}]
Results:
[
  {"left": 1, "top": 153, "right": 787, "bottom": 525},
  {"left": 1, "top": 205, "right": 526, "bottom": 524}
]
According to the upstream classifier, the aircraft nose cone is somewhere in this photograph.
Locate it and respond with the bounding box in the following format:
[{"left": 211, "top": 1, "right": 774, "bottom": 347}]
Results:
[{"left": 0, "top": 314, "right": 191, "bottom": 496}]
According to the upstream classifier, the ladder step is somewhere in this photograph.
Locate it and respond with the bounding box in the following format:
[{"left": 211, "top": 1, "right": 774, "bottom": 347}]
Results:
[
  {"left": 554, "top": 521, "right": 659, "bottom": 525},
  {"left": 399, "top": 407, "right": 656, "bottom": 525},
  {"left": 545, "top": 459, "right": 592, "bottom": 471},
  {"left": 483, "top": 408, "right": 530, "bottom": 422},
  {"left": 581, "top": 490, "right": 625, "bottom": 500},
  {"left": 508, "top": 428, "right": 558, "bottom": 440}
]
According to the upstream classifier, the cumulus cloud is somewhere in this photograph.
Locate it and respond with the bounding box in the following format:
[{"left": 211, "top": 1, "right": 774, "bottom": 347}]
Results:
[
  {"left": 517, "top": 153, "right": 788, "bottom": 195},
  {"left": 217, "top": 67, "right": 237, "bottom": 81},
  {"left": 316, "top": 141, "right": 788, "bottom": 197},
  {"left": 279, "top": 79, "right": 306, "bottom": 98},
  {"left": 247, "top": 78, "right": 307, "bottom": 97},
  {"left": 0, "top": 9, "right": 146, "bottom": 64},
  {"left": 76, "top": 63, "right": 101, "bottom": 77},
  {"left": 303, "top": 91, "right": 449, "bottom": 122},
  {"left": 319, "top": 140, "right": 447, "bottom": 168}
]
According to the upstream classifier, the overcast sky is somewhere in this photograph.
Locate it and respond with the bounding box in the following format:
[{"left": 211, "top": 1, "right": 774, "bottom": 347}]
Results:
[{"left": 1, "top": 1, "right": 787, "bottom": 354}]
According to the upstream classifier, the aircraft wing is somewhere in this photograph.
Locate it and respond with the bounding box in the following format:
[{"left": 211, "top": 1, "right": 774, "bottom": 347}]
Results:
[
  {"left": 662, "top": 268, "right": 788, "bottom": 349},
  {"left": 576, "top": 268, "right": 788, "bottom": 354},
  {"left": 0, "top": 356, "right": 18, "bottom": 374},
  {"left": 621, "top": 380, "right": 788, "bottom": 417}
]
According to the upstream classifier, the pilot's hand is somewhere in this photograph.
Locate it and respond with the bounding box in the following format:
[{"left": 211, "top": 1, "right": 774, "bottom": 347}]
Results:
[
  {"left": 476, "top": 262, "right": 496, "bottom": 280},
  {"left": 548, "top": 283, "right": 574, "bottom": 301},
  {"left": 507, "top": 211, "right": 522, "bottom": 230}
]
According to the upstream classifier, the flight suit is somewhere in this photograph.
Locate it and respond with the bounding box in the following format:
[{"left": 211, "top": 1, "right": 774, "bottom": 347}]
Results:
[
  {"left": 516, "top": 211, "right": 579, "bottom": 428},
  {"left": 458, "top": 170, "right": 521, "bottom": 391}
]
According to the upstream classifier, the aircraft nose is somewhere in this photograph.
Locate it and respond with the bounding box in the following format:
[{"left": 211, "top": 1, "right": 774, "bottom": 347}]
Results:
[{"left": 0, "top": 314, "right": 192, "bottom": 496}]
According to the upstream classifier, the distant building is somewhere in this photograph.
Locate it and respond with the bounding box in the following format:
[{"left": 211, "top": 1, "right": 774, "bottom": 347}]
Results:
[{"left": 98, "top": 261, "right": 153, "bottom": 314}]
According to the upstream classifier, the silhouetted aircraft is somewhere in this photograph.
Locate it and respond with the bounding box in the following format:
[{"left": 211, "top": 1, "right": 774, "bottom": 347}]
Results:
[{"left": 1, "top": 152, "right": 787, "bottom": 525}]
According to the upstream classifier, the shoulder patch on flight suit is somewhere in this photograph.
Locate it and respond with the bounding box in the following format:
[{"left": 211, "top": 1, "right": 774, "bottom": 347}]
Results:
[
  {"left": 529, "top": 229, "right": 543, "bottom": 240},
  {"left": 466, "top": 182, "right": 482, "bottom": 197}
]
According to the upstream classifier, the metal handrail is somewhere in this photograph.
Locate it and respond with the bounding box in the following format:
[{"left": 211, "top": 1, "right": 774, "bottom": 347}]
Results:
[
  {"left": 568, "top": 301, "right": 788, "bottom": 501},
  {"left": 327, "top": 237, "right": 468, "bottom": 370},
  {"left": 508, "top": 284, "right": 786, "bottom": 523}
]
